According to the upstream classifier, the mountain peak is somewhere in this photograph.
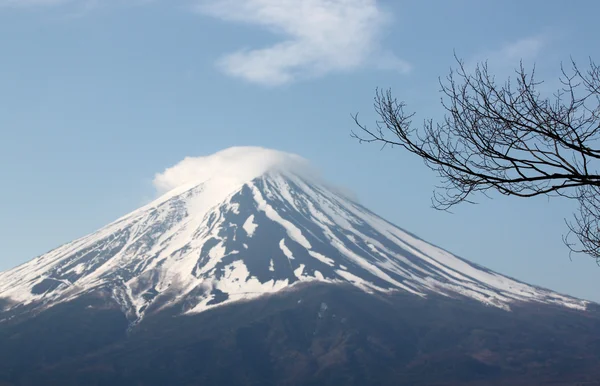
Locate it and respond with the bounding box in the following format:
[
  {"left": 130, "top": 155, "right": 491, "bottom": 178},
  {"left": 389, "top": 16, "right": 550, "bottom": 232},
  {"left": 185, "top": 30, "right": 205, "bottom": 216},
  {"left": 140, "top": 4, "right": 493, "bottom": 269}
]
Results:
[{"left": 153, "top": 147, "right": 313, "bottom": 195}]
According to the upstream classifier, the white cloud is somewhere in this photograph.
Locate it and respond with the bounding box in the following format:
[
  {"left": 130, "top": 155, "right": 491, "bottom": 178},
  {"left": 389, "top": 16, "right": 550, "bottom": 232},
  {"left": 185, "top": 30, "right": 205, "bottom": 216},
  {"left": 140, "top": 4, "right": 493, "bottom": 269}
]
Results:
[
  {"left": 195, "top": 0, "right": 410, "bottom": 86},
  {"left": 152, "top": 146, "right": 315, "bottom": 194}
]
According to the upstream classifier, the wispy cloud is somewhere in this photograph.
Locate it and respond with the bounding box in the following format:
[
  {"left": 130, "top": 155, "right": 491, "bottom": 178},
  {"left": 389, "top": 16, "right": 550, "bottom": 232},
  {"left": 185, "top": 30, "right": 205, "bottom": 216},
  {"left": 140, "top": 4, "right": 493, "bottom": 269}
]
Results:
[
  {"left": 1, "top": 0, "right": 409, "bottom": 85},
  {"left": 467, "top": 35, "right": 546, "bottom": 72},
  {"left": 195, "top": 0, "right": 410, "bottom": 86}
]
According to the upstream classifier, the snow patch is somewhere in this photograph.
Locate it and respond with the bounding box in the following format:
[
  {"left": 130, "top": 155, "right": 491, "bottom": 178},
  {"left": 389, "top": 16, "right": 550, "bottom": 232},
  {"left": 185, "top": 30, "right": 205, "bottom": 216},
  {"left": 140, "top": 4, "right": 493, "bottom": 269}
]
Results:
[
  {"left": 243, "top": 215, "right": 258, "bottom": 237},
  {"left": 280, "top": 239, "right": 294, "bottom": 260},
  {"left": 308, "top": 251, "right": 335, "bottom": 267},
  {"left": 294, "top": 264, "right": 305, "bottom": 279},
  {"left": 216, "top": 261, "right": 289, "bottom": 297}
]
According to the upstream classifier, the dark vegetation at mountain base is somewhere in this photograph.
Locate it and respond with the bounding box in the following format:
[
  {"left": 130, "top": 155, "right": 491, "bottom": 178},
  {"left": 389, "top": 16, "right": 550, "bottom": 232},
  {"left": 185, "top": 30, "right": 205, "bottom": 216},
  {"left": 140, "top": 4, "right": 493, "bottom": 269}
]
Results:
[{"left": 0, "top": 284, "right": 599, "bottom": 386}]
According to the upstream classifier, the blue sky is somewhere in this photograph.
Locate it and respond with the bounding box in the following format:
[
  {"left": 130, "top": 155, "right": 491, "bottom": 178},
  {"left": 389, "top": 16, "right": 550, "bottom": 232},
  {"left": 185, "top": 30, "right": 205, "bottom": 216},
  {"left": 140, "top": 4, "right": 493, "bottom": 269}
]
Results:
[{"left": 1, "top": 0, "right": 599, "bottom": 302}]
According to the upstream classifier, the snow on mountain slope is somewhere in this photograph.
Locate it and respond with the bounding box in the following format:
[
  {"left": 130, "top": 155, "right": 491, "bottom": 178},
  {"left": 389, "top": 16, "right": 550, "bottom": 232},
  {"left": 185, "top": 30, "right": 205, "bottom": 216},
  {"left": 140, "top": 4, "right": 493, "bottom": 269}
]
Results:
[{"left": 0, "top": 147, "right": 588, "bottom": 322}]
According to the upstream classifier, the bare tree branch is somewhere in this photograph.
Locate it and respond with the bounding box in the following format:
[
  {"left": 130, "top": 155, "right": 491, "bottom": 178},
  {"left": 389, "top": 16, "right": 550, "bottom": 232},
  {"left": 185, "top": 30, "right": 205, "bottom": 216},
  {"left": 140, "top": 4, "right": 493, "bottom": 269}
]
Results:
[{"left": 352, "top": 57, "right": 600, "bottom": 263}]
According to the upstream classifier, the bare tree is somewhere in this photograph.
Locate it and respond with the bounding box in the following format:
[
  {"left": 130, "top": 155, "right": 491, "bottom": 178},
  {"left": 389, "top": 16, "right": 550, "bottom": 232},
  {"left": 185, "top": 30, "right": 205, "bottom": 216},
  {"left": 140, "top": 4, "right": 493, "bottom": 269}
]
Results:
[{"left": 352, "top": 57, "right": 600, "bottom": 263}]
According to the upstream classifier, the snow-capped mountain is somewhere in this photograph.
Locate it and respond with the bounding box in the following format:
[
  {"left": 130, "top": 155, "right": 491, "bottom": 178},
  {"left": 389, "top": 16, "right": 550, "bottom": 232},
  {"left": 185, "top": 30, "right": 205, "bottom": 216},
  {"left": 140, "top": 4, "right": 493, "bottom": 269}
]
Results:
[{"left": 0, "top": 147, "right": 588, "bottom": 323}]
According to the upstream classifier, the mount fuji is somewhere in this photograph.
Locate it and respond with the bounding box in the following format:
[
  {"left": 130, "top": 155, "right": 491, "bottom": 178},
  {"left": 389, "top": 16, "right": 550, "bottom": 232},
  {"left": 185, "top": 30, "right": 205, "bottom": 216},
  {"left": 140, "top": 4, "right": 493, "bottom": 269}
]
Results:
[{"left": 0, "top": 147, "right": 598, "bottom": 386}]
